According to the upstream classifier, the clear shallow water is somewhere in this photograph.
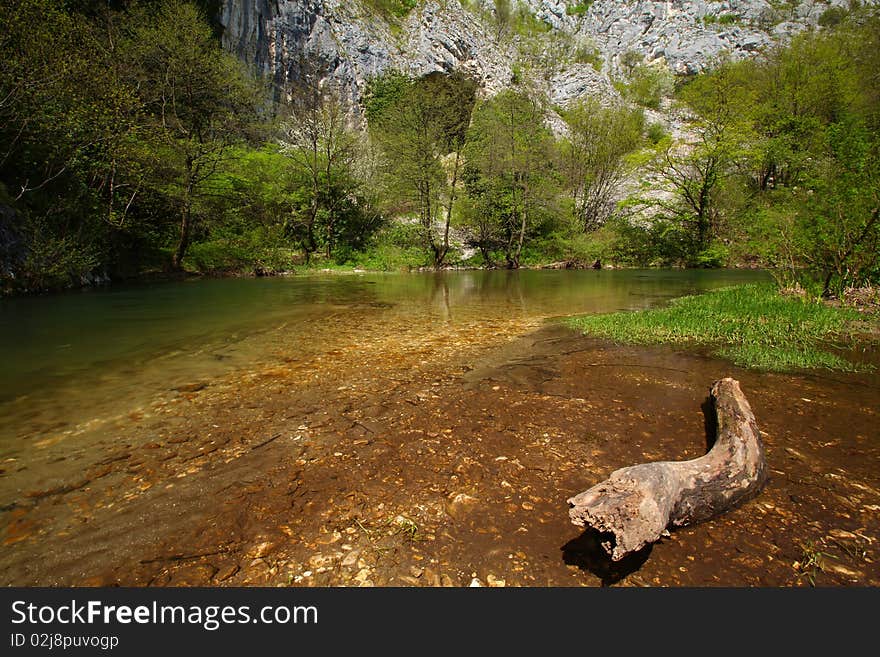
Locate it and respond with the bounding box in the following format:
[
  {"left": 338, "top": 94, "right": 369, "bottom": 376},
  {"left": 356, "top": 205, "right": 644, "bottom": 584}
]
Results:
[{"left": 0, "top": 269, "right": 769, "bottom": 450}]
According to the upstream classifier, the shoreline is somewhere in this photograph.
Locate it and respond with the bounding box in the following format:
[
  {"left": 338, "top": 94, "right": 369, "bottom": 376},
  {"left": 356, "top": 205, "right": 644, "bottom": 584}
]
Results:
[{"left": 2, "top": 260, "right": 771, "bottom": 297}]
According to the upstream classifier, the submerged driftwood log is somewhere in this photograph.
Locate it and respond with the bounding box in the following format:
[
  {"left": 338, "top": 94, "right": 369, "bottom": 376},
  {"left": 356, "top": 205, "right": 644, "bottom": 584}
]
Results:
[{"left": 567, "top": 378, "right": 767, "bottom": 560}]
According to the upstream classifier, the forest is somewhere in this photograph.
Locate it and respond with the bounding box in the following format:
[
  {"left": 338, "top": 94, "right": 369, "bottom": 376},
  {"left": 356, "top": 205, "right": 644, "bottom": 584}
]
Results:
[{"left": 1, "top": 0, "right": 878, "bottom": 297}]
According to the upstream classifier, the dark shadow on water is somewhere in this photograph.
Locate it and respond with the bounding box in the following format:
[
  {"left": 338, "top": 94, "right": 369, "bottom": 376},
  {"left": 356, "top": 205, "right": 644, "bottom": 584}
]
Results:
[
  {"left": 702, "top": 394, "right": 718, "bottom": 452},
  {"left": 561, "top": 529, "right": 653, "bottom": 586}
]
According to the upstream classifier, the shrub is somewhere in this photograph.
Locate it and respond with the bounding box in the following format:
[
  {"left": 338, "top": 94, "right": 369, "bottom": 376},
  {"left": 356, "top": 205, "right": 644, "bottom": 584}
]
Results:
[
  {"left": 363, "top": 0, "right": 418, "bottom": 20},
  {"left": 646, "top": 122, "right": 668, "bottom": 145},
  {"left": 818, "top": 6, "right": 848, "bottom": 27},
  {"left": 614, "top": 63, "right": 674, "bottom": 110},
  {"left": 566, "top": 1, "right": 593, "bottom": 18}
]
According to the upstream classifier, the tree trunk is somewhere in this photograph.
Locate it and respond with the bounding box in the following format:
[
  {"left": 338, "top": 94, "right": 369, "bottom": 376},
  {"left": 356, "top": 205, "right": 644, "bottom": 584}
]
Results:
[
  {"left": 172, "top": 162, "right": 196, "bottom": 271},
  {"left": 567, "top": 378, "right": 767, "bottom": 561},
  {"left": 438, "top": 150, "right": 461, "bottom": 269},
  {"left": 513, "top": 206, "right": 527, "bottom": 268},
  {"left": 304, "top": 218, "right": 316, "bottom": 264},
  {"left": 172, "top": 202, "right": 191, "bottom": 271},
  {"left": 326, "top": 211, "right": 334, "bottom": 259},
  {"left": 480, "top": 245, "right": 492, "bottom": 266},
  {"left": 421, "top": 180, "right": 442, "bottom": 266},
  {"left": 822, "top": 269, "right": 835, "bottom": 299}
]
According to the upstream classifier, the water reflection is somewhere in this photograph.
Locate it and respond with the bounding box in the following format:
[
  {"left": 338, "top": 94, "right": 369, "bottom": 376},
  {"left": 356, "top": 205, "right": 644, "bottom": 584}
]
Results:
[{"left": 0, "top": 269, "right": 768, "bottom": 448}]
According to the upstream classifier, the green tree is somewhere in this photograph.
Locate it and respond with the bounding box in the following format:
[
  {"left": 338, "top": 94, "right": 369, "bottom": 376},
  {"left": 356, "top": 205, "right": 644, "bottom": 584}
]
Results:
[
  {"left": 614, "top": 62, "right": 673, "bottom": 110},
  {"left": 494, "top": 0, "right": 512, "bottom": 39},
  {"left": 676, "top": 6, "right": 880, "bottom": 289},
  {"left": 0, "top": 0, "right": 145, "bottom": 289},
  {"left": 367, "top": 71, "right": 477, "bottom": 267},
  {"left": 650, "top": 63, "right": 758, "bottom": 259},
  {"left": 784, "top": 114, "right": 880, "bottom": 296},
  {"left": 619, "top": 50, "right": 642, "bottom": 77},
  {"left": 459, "top": 168, "right": 505, "bottom": 265},
  {"left": 123, "top": 1, "right": 263, "bottom": 270},
  {"left": 562, "top": 100, "right": 643, "bottom": 231},
  {"left": 464, "top": 89, "right": 559, "bottom": 268},
  {"left": 281, "top": 66, "right": 362, "bottom": 262},
  {"left": 746, "top": 34, "right": 844, "bottom": 191},
  {"left": 653, "top": 137, "right": 729, "bottom": 257}
]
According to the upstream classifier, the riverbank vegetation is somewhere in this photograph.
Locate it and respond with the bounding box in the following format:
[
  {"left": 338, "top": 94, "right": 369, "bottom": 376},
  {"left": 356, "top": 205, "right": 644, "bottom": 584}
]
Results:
[
  {"left": 567, "top": 284, "right": 876, "bottom": 371},
  {"left": 1, "top": 0, "right": 878, "bottom": 296}
]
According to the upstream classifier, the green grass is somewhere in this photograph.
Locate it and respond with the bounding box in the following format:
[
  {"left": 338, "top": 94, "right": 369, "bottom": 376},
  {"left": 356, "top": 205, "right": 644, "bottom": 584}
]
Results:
[
  {"left": 329, "top": 244, "right": 428, "bottom": 271},
  {"left": 566, "top": 1, "right": 594, "bottom": 18},
  {"left": 363, "top": 0, "right": 418, "bottom": 21},
  {"left": 566, "top": 284, "right": 872, "bottom": 371},
  {"left": 703, "top": 13, "right": 740, "bottom": 26}
]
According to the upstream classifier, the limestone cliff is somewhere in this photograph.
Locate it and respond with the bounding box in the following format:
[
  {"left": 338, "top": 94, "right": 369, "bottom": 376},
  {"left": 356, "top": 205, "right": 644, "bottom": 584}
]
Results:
[
  {"left": 219, "top": 0, "right": 862, "bottom": 106},
  {"left": 220, "top": 0, "right": 515, "bottom": 105}
]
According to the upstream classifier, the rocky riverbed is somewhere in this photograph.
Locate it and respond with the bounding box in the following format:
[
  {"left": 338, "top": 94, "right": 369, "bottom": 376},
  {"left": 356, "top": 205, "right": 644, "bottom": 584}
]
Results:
[{"left": 2, "top": 317, "right": 877, "bottom": 587}]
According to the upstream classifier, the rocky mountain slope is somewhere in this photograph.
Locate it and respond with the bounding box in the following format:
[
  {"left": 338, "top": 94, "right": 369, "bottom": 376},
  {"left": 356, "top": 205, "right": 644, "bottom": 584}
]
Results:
[{"left": 219, "top": 0, "right": 861, "bottom": 108}]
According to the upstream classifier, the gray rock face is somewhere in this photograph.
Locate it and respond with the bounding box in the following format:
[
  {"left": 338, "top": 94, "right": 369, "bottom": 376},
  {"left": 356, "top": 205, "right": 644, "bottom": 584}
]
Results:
[
  {"left": 549, "top": 64, "right": 620, "bottom": 109},
  {"left": 221, "top": 0, "right": 514, "bottom": 106},
  {"left": 220, "top": 0, "right": 871, "bottom": 106},
  {"left": 403, "top": 3, "right": 514, "bottom": 94},
  {"left": 573, "top": 0, "right": 857, "bottom": 75}
]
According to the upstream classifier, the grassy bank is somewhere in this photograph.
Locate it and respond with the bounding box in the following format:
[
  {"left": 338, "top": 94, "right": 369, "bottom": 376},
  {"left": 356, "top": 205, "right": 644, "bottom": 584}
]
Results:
[{"left": 566, "top": 284, "right": 875, "bottom": 371}]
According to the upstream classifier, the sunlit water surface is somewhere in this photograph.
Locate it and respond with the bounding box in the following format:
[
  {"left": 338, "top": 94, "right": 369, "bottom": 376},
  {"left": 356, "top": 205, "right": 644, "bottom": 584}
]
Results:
[{"left": 0, "top": 269, "right": 769, "bottom": 457}]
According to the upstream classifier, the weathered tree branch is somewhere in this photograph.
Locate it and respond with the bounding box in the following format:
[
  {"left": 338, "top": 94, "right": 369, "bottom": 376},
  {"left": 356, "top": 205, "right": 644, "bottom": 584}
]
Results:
[{"left": 567, "top": 378, "right": 767, "bottom": 560}]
